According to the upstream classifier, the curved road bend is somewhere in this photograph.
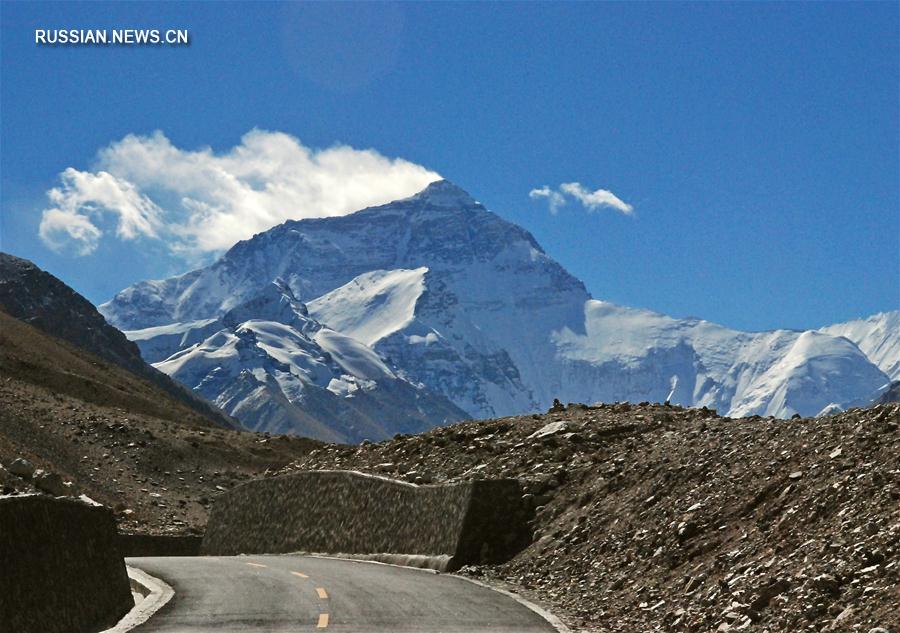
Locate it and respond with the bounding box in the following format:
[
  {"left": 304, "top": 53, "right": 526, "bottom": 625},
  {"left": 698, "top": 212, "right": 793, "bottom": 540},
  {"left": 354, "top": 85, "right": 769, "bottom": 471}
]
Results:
[{"left": 129, "top": 555, "right": 558, "bottom": 633}]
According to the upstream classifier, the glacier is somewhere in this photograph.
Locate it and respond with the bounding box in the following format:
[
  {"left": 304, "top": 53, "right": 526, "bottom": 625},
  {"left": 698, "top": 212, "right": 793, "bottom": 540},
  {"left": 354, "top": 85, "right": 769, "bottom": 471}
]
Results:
[{"left": 102, "top": 180, "right": 897, "bottom": 438}]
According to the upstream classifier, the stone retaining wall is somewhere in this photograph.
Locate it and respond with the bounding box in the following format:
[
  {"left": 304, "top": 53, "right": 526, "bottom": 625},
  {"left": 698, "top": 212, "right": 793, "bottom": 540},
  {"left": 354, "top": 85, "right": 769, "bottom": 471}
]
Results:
[
  {"left": 201, "top": 470, "right": 531, "bottom": 571},
  {"left": 0, "top": 494, "right": 133, "bottom": 633}
]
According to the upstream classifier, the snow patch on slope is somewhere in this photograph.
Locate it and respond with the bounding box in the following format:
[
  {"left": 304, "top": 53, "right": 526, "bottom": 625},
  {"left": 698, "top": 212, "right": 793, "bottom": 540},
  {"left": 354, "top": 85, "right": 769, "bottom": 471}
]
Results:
[
  {"left": 307, "top": 268, "right": 428, "bottom": 346},
  {"left": 313, "top": 328, "right": 395, "bottom": 381},
  {"left": 124, "top": 318, "right": 221, "bottom": 363},
  {"left": 125, "top": 318, "right": 219, "bottom": 342}
]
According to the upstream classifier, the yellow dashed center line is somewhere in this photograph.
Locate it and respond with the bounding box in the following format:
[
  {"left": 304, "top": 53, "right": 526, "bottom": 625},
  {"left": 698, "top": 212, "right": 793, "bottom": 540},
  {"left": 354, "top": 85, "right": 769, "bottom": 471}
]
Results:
[
  {"left": 245, "top": 562, "right": 267, "bottom": 568},
  {"left": 286, "top": 569, "right": 328, "bottom": 627}
]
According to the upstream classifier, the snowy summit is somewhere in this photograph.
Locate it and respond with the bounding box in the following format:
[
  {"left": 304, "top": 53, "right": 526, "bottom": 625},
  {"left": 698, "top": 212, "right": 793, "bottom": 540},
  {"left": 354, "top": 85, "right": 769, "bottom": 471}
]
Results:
[{"left": 101, "top": 181, "right": 898, "bottom": 440}]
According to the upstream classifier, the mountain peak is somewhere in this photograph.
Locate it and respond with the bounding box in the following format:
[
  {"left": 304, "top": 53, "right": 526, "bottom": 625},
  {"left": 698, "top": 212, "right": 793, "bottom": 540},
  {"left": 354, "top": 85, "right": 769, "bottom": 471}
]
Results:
[{"left": 409, "top": 179, "right": 478, "bottom": 207}]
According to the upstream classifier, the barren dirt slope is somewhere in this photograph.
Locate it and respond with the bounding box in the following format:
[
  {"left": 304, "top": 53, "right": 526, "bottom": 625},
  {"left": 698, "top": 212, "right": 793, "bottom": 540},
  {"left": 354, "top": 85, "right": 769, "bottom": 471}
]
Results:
[
  {"left": 0, "top": 311, "right": 318, "bottom": 533},
  {"left": 281, "top": 401, "right": 899, "bottom": 633}
]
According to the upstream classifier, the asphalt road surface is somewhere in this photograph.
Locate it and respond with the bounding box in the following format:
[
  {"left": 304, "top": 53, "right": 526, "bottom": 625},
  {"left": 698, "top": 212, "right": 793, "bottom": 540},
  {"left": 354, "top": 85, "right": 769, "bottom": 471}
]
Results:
[{"left": 128, "top": 555, "right": 559, "bottom": 632}]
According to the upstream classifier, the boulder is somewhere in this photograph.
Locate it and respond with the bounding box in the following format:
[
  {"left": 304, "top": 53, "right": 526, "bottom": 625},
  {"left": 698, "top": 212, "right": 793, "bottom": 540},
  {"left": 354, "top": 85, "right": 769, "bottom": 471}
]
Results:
[
  {"left": 8, "top": 458, "right": 36, "bottom": 479},
  {"left": 34, "top": 471, "right": 70, "bottom": 497},
  {"left": 527, "top": 421, "right": 570, "bottom": 440}
]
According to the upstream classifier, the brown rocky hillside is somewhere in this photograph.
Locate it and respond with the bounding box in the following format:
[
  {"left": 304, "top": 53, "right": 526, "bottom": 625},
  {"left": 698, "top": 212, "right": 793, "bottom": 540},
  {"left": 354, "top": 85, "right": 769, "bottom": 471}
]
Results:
[
  {"left": 0, "top": 310, "right": 318, "bottom": 533},
  {"left": 0, "top": 252, "right": 235, "bottom": 428},
  {"left": 278, "top": 400, "right": 899, "bottom": 633}
]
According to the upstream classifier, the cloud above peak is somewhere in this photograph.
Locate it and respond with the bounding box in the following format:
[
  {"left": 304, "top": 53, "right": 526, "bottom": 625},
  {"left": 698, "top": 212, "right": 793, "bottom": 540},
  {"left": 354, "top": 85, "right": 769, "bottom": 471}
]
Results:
[
  {"left": 528, "top": 186, "right": 566, "bottom": 214},
  {"left": 529, "top": 182, "right": 633, "bottom": 216},
  {"left": 38, "top": 130, "right": 441, "bottom": 256},
  {"left": 39, "top": 168, "right": 163, "bottom": 255}
]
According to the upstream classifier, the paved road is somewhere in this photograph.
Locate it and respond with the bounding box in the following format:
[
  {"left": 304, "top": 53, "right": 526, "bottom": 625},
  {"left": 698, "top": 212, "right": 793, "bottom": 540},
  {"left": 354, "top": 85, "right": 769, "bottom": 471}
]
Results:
[{"left": 128, "top": 555, "right": 558, "bottom": 632}]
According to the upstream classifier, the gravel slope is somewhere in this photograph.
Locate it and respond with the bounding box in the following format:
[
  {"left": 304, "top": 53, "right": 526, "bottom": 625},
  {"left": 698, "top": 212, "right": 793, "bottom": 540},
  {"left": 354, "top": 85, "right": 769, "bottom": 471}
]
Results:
[
  {"left": 278, "top": 401, "right": 899, "bottom": 632},
  {"left": 0, "top": 311, "right": 318, "bottom": 534}
]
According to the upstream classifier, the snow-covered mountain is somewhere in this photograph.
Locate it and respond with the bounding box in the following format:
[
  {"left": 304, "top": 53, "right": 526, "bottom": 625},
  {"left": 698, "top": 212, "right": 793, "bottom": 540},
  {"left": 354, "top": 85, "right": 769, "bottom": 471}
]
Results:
[
  {"left": 101, "top": 180, "right": 897, "bottom": 436},
  {"left": 124, "top": 279, "right": 466, "bottom": 442},
  {"left": 551, "top": 301, "right": 891, "bottom": 418},
  {"left": 819, "top": 311, "right": 900, "bottom": 380}
]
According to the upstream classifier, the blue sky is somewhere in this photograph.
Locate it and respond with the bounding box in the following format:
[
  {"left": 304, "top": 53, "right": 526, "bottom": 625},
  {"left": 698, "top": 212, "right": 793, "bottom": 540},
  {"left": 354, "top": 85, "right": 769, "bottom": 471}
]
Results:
[{"left": 1, "top": 1, "right": 897, "bottom": 332}]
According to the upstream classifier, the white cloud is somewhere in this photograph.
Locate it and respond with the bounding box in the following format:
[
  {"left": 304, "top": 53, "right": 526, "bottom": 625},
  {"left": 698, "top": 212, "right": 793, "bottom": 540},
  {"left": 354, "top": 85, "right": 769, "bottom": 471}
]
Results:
[
  {"left": 39, "top": 130, "right": 441, "bottom": 256},
  {"left": 560, "top": 182, "right": 633, "bottom": 214},
  {"left": 530, "top": 181, "right": 633, "bottom": 215},
  {"left": 38, "top": 208, "right": 103, "bottom": 256},
  {"left": 528, "top": 186, "right": 566, "bottom": 214},
  {"left": 39, "top": 168, "right": 163, "bottom": 255}
]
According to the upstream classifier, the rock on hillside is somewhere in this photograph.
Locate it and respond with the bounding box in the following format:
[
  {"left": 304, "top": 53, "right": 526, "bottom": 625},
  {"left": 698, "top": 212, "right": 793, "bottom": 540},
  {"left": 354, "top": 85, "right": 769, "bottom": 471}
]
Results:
[
  {"left": 279, "top": 402, "right": 900, "bottom": 632},
  {"left": 876, "top": 380, "right": 900, "bottom": 404}
]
